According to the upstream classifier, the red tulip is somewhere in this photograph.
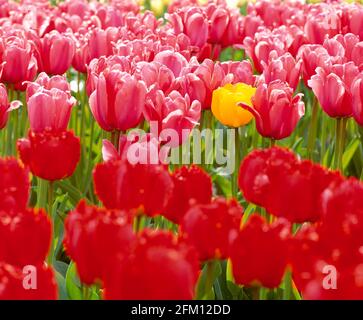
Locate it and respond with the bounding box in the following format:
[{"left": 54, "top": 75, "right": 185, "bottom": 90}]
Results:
[
  {"left": 238, "top": 147, "right": 342, "bottom": 223},
  {"left": 241, "top": 80, "right": 305, "bottom": 140},
  {"left": 266, "top": 160, "right": 342, "bottom": 223},
  {"left": 17, "top": 130, "right": 80, "bottom": 181},
  {"left": 89, "top": 68, "right": 147, "bottom": 132},
  {"left": 36, "top": 30, "right": 75, "bottom": 75},
  {"left": 320, "top": 178, "right": 363, "bottom": 252},
  {"left": 0, "top": 208, "right": 51, "bottom": 267},
  {"left": 352, "top": 74, "right": 363, "bottom": 126},
  {"left": 64, "top": 200, "right": 136, "bottom": 285},
  {"left": 309, "top": 62, "right": 359, "bottom": 118},
  {"left": 229, "top": 214, "right": 290, "bottom": 288},
  {"left": 0, "top": 262, "right": 57, "bottom": 300},
  {"left": 0, "top": 84, "right": 22, "bottom": 129},
  {"left": 163, "top": 165, "right": 212, "bottom": 224},
  {"left": 181, "top": 197, "right": 243, "bottom": 261},
  {"left": 0, "top": 157, "right": 29, "bottom": 212},
  {"left": 93, "top": 159, "right": 174, "bottom": 217},
  {"left": 25, "top": 72, "right": 76, "bottom": 133},
  {"left": 103, "top": 229, "right": 199, "bottom": 300}
]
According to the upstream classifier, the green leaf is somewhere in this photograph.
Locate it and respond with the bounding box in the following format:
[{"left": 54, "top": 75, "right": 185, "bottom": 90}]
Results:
[
  {"left": 343, "top": 138, "right": 360, "bottom": 171},
  {"left": 195, "top": 260, "right": 222, "bottom": 300},
  {"left": 65, "top": 262, "right": 82, "bottom": 300},
  {"left": 55, "top": 271, "right": 68, "bottom": 300}
]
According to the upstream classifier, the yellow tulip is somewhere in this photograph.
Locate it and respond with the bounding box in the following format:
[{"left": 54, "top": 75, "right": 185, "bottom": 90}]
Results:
[{"left": 211, "top": 83, "right": 256, "bottom": 128}]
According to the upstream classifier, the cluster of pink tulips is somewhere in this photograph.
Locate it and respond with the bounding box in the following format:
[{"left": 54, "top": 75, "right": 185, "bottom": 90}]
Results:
[{"left": 0, "top": 0, "right": 363, "bottom": 301}]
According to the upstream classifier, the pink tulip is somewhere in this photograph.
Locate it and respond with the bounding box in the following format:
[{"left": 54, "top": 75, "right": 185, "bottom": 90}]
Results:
[
  {"left": 193, "top": 59, "right": 225, "bottom": 109},
  {"left": 243, "top": 28, "right": 288, "bottom": 73},
  {"left": 242, "top": 14, "right": 264, "bottom": 39},
  {"left": 351, "top": 74, "right": 363, "bottom": 126},
  {"left": 219, "top": 9, "right": 243, "bottom": 48},
  {"left": 102, "top": 133, "right": 169, "bottom": 165},
  {"left": 153, "top": 50, "right": 188, "bottom": 78},
  {"left": 221, "top": 60, "right": 255, "bottom": 86},
  {"left": 349, "top": 7, "right": 363, "bottom": 40},
  {"left": 72, "top": 33, "right": 91, "bottom": 74},
  {"left": 260, "top": 51, "right": 302, "bottom": 91},
  {"left": 304, "top": 10, "right": 341, "bottom": 44},
  {"left": 308, "top": 62, "right": 359, "bottom": 118},
  {"left": 241, "top": 80, "right": 305, "bottom": 140},
  {"left": 334, "top": 33, "right": 359, "bottom": 61},
  {"left": 351, "top": 42, "right": 363, "bottom": 68},
  {"left": 36, "top": 30, "right": 75, "bottom": 75},
  {"left": 134, "top": 61, "right": 175, "bottom": 93},
  {"left": 0, "top": 35, "right": 38, "bottom": 86},
  {"left": 183, "top": 8, "right": 208, "bottom": 48},
  {"left": 144, "top": 90, "right": 201, "bottom": 146},
  {"left": 287, "top": 25, "right": 307, "bottom": 57},
  {"left": 208, "top": 5, "right": 229, "bottom": 44},
  {"left": 25, "top": 72, "right": 76, "bottom": 133},
  {"left": 322, "top": 38, "right": 345, "bottom": 64},
  {"left": 0, "top": 84, "right": 21, "bottom": 129},
  {"left": 298, "top": 44, "right": 332, "bottom": 87},
  {"left": 89, "top": 69, "right": 147, "bottom": 132},
  {"left": 86, "top": 55, "right": 131, "bottom": 97},
  {"left": 166, "top": 7, "right": 208, "bottom": 49},
  {"left": 88, "top": 27, "right": 120, "bottom": 60}
]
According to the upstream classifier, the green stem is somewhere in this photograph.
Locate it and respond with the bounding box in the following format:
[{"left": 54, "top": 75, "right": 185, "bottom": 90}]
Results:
[
  {"left": 111, "top": 130, "right": 120, "bottom": 150},
  {"left": 270, "top": 138, "right": 276, "bottom": 148},
  {"left": 307, "top": 96, "right": 319, "bottom": 160},
  {"left": 205, "top": 261, "right": 214, "bottom": 297},
  {"left": 232, "top": 127, "right": 240, "bottom": 198},
  {"left": 37, "top": 178, "right": 48, "bottom": 209},
  {"left": 47, "top": 181, "right": 54, "bottom": 265},
  {"left": 334, "top": 118, "right": 347, "bottom": 172},
  {"left": 48, "top": 181, "right": 54, "bottom": 216},
  {"left": 283, "top": 269, "right": 292, "bottom": 300}
]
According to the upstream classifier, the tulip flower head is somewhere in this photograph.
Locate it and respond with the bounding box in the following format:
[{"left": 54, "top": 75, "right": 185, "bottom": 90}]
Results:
[
  {"left": 241, "top": 80, "right": 305, "bottom": 140},
  {"left": 17, "top": 130, "right": 81, "bottom": 182},
  {"left": 0, "top": 84, "right": 22, "bottom": 129},
  {"left": 25, "top": 73, "right": 76, "bottom": 133},
  {"left": 211, "top": 83, "right": 256, "bottom": 128}
]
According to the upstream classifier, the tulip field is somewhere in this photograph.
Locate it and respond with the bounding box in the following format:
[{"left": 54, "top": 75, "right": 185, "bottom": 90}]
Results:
[{"left": 1, "top": 0, "right": 363, "bottom": 301}]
